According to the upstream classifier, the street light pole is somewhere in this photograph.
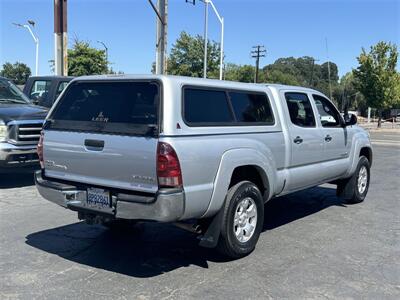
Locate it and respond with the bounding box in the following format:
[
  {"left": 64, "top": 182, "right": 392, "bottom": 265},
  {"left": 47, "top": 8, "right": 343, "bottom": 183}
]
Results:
[
  {"left": 13, "top": 22, "right": 39, "bottom": 75},
  {"left": 203, "top": 0, "right": 208, "bottom": 78},
  {"left": 97, "top": 40, "right": 108, "bottom": 72},
  {"left": 200, "top": 0, "right": 224, "bottom": 80}
]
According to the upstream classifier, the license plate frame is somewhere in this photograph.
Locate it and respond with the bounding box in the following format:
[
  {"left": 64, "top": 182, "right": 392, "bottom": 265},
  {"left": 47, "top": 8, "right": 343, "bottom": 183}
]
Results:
[{"left": 86, "top": 187, "right": 111, "bottom": 211}]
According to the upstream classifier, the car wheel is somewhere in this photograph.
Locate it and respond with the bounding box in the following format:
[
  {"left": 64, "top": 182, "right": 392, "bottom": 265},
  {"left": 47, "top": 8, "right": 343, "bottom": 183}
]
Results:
[
  {"left": 338, "top": 156, "right": 370, "bottom": 204},
  {"left": 217, "top": 181, "right": 264, "bottom": 258}
]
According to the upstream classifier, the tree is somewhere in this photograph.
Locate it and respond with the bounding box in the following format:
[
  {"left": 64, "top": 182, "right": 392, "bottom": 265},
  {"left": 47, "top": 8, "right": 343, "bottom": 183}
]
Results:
[
  {"left": 0, "top": 62, "right": 31, "bottom": 85},
  {"left": 68, "top": 39, "right": 108, "bottom": 76},
  {"left": 167, "top": 31, "right": 220, "bottom": 78},
  {"left": 353, "top": 41, "right": 400, "bottom": 127},
  {"left": 266, "top": 69, "right": 300, "bottom": 86},
  {"left": 224, "top": 63, "right": 254, "bottom": 83},
  {"left": 261, "top": 57, "right": 340, "bottom": 102},
  {"left": 337, "top": 72, "right": 366, "bottom": 114}
]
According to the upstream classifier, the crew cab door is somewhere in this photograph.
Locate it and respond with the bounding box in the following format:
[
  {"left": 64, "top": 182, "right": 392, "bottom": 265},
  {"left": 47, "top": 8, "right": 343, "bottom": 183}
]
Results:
[
  {"left": 282, "top": 92, "right": 324, "bottom": 190},
  {"left": 312, "top": 94, "right": 349, "bottom": 179}
]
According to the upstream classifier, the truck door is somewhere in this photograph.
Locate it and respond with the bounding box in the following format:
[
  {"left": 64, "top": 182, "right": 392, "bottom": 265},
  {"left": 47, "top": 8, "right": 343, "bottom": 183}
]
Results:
[
  {"left": 282, "top": 91, "right": 324, "bottom": 190},
  {"left": 312, "top": 94, "right": 349, "bottom": 178}
]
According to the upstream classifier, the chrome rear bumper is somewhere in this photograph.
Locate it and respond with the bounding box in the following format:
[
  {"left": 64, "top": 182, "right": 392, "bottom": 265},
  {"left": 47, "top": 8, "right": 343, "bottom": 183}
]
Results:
[{"left": 34, "top": 171, "right": 185, "bottom": 222}]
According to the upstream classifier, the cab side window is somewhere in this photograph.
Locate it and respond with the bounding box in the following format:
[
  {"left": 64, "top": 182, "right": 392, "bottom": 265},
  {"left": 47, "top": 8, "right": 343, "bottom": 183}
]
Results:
[
  {"left": 285, "top": 92, "right": 315, "bottom": 127},
  {"left": 312, "top": 94, "right": 342, "bottom": 127}
]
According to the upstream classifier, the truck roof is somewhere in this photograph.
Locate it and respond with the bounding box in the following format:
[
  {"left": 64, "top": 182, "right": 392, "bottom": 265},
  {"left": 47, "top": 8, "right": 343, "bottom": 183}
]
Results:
[
  {"left": 73, "top": 74, "right": 324, "bottom": 95},
  {"left": 27, "top": 76, "right": 74, "bottom": 80}
]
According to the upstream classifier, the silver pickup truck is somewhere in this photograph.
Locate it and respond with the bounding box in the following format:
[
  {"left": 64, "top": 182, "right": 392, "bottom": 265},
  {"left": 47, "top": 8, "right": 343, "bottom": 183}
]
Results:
[{"left": 35, "top": 75, "right": 372, "bottom": 258}]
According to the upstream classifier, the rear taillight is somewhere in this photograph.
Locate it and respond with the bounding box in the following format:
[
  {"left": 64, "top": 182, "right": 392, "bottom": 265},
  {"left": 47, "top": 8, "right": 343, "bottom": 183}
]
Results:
[
  {"left": 157, "top": 142, "right": 182, "bottom": 188},
  {"left": 37, "top": 131, "right": 44, "bottom": 169}
]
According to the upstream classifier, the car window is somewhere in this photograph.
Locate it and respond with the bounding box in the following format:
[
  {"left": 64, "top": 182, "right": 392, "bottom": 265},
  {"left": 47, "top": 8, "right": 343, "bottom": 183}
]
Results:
[
  {"left": 285, "top": 92, "right": 316, "bottom": 127},
  {"left": 30, "top": 80, "right": 51, "bottom": 101},
  {"left": 0, "top": 79, "right": 30, "bottom": 103},
  {"left": 229, "top": 91, "right": 274, "bottom": 124},
  {"left": 55, "top": 81, "right": 69, "bottom": 99},
  {"left": 312, "top": 94, "right": 342, "bottom": 127},
  {"left": 183, "top": 88, "right": 233, "bottom": 124}
]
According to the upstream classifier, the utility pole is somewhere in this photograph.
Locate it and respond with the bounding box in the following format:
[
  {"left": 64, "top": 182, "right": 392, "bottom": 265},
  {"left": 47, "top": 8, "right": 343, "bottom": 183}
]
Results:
[
  {"left": 309, "top": 58, "right": 319, "bottom": 86},
  {"left": 251, "top": 45, "right": 266, "bottom": 83},
  {"left": 149, "top": 0, "right": 168, "bottom": 74},
  {"left": 54, "top": 0, "right": 68, "bottom": 76}
]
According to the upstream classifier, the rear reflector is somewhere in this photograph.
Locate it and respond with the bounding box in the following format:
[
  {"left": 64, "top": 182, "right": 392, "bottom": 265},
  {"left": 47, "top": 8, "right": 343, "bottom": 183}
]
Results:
[{"left": 157, "top": 142, "right": 182, "bottom": 188}]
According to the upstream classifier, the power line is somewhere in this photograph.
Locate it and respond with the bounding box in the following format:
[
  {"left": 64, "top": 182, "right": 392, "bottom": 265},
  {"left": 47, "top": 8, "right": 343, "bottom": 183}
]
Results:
[{"left": 251, "top": 45, "right": 266, "bottom": 83}]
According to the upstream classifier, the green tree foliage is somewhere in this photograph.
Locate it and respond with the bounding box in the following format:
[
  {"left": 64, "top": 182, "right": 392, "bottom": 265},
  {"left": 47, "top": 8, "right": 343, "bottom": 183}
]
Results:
[
  {"left": 224, "top": 63, "right": 254, "bottom": 83},
  {"left": 353, "top": 41, "right": 400, "bottom": 126},
  {"left": 338, "top": 72, "right": 366, "bottom": 113},
  {"left": 167, "top": 31, "right": 220, "bottom": 78},
  {"left": 262, "top": 57, "right": 340, "bottom": 102},
  {"left": 0, "top": 62, "right": 31, "bottom": 85},
  {"left": 68, "top": 39, "right": 108, "bottom": 76}
]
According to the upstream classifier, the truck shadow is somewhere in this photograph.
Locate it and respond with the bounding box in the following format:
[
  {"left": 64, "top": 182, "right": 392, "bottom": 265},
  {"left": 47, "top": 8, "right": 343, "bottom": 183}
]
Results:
[
  {"left": 0, "top": 172, "right": 35, "bottom": 188},
  {"left": 25, "top": 185, "right": 345, "bottom": 278},
  {"left": 263, "top": 184, "right": 346, "bottom": 231}
]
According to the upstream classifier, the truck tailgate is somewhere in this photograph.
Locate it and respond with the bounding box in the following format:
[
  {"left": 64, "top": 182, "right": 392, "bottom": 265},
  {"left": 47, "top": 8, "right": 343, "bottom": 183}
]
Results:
[
  {"left": 44, "top": 131, "right": 158, "bottom": 192},
  {"left": 43, "top": 80, "right": 161, "bottom": 193}
]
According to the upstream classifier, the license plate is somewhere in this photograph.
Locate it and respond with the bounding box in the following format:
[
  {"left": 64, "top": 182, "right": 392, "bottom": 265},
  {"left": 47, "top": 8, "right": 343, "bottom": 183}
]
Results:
[{"left": 86, "top": 188, "right": 110, "bottom": 211}]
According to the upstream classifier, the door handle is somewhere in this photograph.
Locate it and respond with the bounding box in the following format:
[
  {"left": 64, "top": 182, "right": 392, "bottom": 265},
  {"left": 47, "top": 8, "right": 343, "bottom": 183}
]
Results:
[
  {"left": 84, "top": 139, "right": 104, "bottom": 150},
  {"left": 293, "top": 136, "right": 303, "bottom": 144},
  {"left": 324, "top": 135, "right": 332, "bottom": 142}
]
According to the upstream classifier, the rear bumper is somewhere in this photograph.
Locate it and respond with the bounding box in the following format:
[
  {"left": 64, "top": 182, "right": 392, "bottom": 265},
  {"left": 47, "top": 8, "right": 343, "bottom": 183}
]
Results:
[
  {"left": 0, "top": 142, "right": 39, "bottom": 170},
  {"left": 34, "top": 171, "right": 185, "bottom": 222}
]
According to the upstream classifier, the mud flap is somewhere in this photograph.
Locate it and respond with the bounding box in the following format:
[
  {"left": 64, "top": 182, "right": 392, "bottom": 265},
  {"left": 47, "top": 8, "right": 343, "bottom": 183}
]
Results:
[
  {"left": 198, "top": 207, "right": 225, "bottom": 248},
  {"left": 336, "top": 175, "right": 356, "bottom": 200}
]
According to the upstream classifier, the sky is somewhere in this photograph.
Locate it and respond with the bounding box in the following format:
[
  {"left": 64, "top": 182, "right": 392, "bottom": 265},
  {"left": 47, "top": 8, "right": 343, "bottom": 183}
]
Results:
[{"left": 0, "top": 0, "right": 399, "bottom": 77}]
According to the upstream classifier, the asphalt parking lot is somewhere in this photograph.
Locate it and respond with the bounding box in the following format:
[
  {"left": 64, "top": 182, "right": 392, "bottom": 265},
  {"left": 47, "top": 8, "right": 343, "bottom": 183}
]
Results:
[{"left": 0, "top": 131, "right": 399, "bottom": 299}]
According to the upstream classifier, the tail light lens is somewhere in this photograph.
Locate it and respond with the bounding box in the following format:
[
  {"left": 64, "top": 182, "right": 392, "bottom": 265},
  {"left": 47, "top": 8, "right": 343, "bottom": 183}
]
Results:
[
  {"left": 37, "top": 131, "right": 44, "bottom": 169},
  {"left": 157, "top": 142, "right": 182, "bottom": 188}
]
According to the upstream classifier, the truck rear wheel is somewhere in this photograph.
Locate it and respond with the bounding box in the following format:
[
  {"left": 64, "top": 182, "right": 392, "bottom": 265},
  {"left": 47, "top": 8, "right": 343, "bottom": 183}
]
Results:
[{"left": 217, "top": 181, "right": 264, "bottom": 258}]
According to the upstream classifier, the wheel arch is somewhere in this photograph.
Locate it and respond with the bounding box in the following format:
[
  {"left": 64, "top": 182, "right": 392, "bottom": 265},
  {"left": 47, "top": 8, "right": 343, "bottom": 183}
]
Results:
[
  {"left": 343, "top": 130, "right": 373, "bottom": 178},
  {"left": 201, "top": 148, "right": 277, "bottom": 218},
  {"left": 229, "top": 165, "right": 269, "bottom": 197},
  {"left": 360, "top": 146, "right": 373, "bottom": 165}
]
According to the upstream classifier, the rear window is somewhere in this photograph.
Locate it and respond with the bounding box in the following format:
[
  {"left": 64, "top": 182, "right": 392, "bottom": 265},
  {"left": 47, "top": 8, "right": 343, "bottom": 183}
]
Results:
[
  {"left": 49, "top": 81, "right": 160, "bottom": 136},
  {"left": 183, "top": 88, "right": 233, "bottom": 124}
]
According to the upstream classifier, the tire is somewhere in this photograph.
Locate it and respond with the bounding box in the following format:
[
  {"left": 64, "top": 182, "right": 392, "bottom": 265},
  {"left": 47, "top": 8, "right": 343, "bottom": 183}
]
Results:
[
  {"left": 338, "top": 156, "right": 370, "bottom": 204},
  {"left": 216, "top": 181, "right": 264, "bottom": 259}
]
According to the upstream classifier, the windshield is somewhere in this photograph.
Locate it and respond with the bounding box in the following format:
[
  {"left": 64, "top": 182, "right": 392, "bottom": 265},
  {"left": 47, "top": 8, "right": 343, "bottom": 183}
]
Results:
[{"left": 0, "top": 79, "right": 31, "bottom": 104}]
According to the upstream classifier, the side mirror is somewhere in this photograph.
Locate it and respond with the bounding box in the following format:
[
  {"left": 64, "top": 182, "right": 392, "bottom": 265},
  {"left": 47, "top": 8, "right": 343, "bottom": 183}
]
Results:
[{"left": 344, "top": 113, "right": 357, "bottom": 126}]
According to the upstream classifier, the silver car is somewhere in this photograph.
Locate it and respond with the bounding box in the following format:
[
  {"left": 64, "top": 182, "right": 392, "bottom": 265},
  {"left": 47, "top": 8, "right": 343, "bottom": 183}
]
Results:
[{"left": 35, "top": 75, "right": 372, "bottom": 258}]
